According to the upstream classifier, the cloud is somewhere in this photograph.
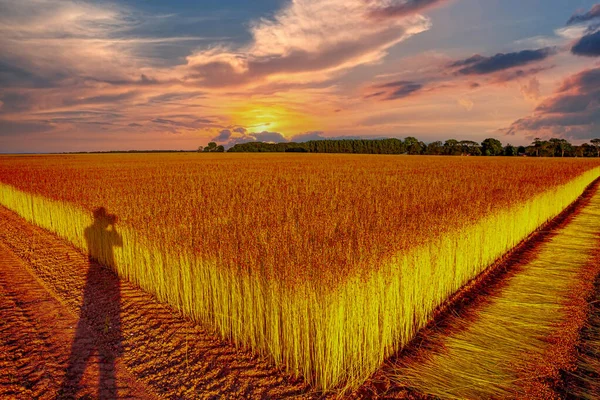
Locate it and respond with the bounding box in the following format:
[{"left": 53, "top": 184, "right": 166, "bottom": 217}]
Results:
[
  {"left": 212, "top": 129, "right": 232, "bottom": 142},
  {"left": 251, "top": 131, "right": 288, "bottom": 142},
  {"left": 219, "top": 130, "right": 289, "bottom": 147},
  {"left": 0, "top": 119, "right": 54, "bottom": 136},
  {"left": 217, "top": 129, "right": 338, "bottom": 148},
  {"left": 366, "top": 80, "right": 424, "bottom": 100},
  {"left": 458, "top": 98, "right": 474, "bottom": 111},
  {"left": 368, "top": 0, "right": 449, "bottom": 20},
  {"left": 450, "top": 48, "right": 557, "bottom": 75},
  {"left": 567, "top": 4, "right": 600, "bottom": 25},
  {"left": 520, "top": 77, "right": 541, "bottom": 100},
  {"left": 290, "top": 131, "right": 327, "bottom": 141},
  {"left": 0, "top": 0, "right": 146, "bottom": 88},
  {"left": 151, "top": 117, "right": 215, "bottom": 130},
  {"left": 63, "top": 91, "right": 140, "bottom": 106},
  {"left": 0, "top": 92, "right": 35, "bottom": 113},
  {"left": 183, "top": 0, "right": 432, "bottom": 88},
  {"left": 147, "top": 91, "right": 206, "bottom": 104},
  {"left": 504, "top": 67, "right": 600, "bottom": 139},
  {"left": 571, "top": 29, "right": 600, "bottom": 56},
  {"left": 492, "top": 66, "right": 552, "bottom": 83},
  {"left": 0, "top": 59, "right": 68, "bottom": 88}
]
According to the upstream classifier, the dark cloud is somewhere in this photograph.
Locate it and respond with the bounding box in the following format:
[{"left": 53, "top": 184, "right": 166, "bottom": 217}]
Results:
[
  {"left": 152, "top": 118, "right": 185, "bottom": 126},
  {"left": 504, "top": 67, "right": 600, "bottom": 139},
  {"left": 366, "top": 80, "right": 424, "bottom": 100},
  {"left": 0, "top": 92, "right": 35, "bottom": 113},
  {"left": 290, "top": 131, "right": 327, "bottom": 141},
  {"left": 36, "top": 110, "right": 122, "bottom": 118},
  {"left": 369, "top": 0, "right": 449, "bottom": 20},
  {"left": 220, "top": 131, "right": 281, "bottom": 147},
  {"left": 147, "top": 92, "right": 206, "bottom": 104},
  {"left": 212, "top": 129, "right": 232, "bottom": 142},
  {"left": 32, "top": 111, "right": 122, "bottom": 127},
  {"left": 250, "top": 131, "right": 288, "bottom": 142},
  {"left": 0, "top": 119, "right": 54, "bottom": 136},
  {"left": 85, "top": 74, "right": 168, "bottom": 87},
  {"left": 451, "top": 48, "right": 556, "bottom": 75},
  {"left": 567, "top": 4, "right": 600, "bottom": 25},
  {"left": 151, "top": 117, "right": 215, "bottom": 130},
  {"left": 64, "top": 91, "right": 140, "bottom": 106},
  {"left": 492, "top": 66, "right": 553, "bottom": 83},
  {"left": 128, "top": 123, "right": 142, "bottom": 127},
  {"left": 0, "top": 60, "right": 68, "bottom": 88},
  {"left": 571, "top": 30, "right": 600, "bottom": 56},
  {"left": 449, "top": 55, "right": 485, "bottom": 68}
]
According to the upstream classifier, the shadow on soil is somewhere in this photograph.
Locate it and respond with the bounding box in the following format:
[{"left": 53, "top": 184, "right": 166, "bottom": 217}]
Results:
[{"left": 59, "top": 207, "right": 123, "bottom": 399}]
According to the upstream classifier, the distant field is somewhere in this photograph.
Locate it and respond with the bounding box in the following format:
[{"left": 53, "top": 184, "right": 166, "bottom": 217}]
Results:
[{"left": 0, "top": 154, "right": 599, "bottom": 390}]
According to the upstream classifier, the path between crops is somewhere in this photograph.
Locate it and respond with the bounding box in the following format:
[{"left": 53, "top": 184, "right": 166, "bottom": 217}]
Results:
[{"left": 390, "top": 181, "right": 600, "bottom": 399}]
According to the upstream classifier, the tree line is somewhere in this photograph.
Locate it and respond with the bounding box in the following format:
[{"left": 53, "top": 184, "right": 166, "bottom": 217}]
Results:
[{"left": 225, "top": 137, "right": 600, "bottom": 157}]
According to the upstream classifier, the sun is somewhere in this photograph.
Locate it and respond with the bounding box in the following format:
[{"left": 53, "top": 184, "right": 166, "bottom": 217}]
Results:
[{"left": 230, "top": 104, "right": 315, "bottom": 136}]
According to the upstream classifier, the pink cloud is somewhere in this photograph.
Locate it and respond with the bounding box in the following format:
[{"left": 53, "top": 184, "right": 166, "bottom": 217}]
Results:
[
  {"left": 182, "top": 0, "right": 433, "bottom": 88},
  {"left": 504, "top": 67, "right": 600, "bottom": 140}
]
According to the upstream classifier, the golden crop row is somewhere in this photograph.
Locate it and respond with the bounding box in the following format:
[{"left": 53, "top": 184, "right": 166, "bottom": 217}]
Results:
[{"left": 0, "top": 154, "right": 599, "bottom": 390}]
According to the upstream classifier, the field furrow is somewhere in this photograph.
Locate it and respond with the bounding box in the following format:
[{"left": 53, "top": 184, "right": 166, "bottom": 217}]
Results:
[{"left": 0, "top": 241, "right": 153, "bottom": 399}]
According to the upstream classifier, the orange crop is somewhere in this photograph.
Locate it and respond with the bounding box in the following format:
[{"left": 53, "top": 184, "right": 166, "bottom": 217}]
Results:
[{"left": 0, "top": 153, "right": 599, "bottom": 390}]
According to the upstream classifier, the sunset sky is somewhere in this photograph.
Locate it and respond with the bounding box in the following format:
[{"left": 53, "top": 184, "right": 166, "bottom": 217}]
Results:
[{"left": 1, "top": 0, "right": 599, "bottom": 153}]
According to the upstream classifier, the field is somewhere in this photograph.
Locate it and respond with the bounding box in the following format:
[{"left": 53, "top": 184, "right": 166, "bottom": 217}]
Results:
[{"left": 1, "top": 154, "right": 600, "bottom": 395}]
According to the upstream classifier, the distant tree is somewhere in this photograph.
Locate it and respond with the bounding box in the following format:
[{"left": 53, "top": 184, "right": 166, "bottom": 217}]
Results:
[
  {"left": 443, "top": 139, "right": 461, "bottom": 155},
  {"left": 425, "top": 141, "right": 444, "bottom": 155},
  {"left": 404, "top": 137, "right": 423, "bottom": 155},
  {"left": 216, "top": 145, "right": 225, "bottom": 152},
  {"left": 532, "top": 137, "right": 543, "bottom": 157},
  {"left": 223, "top": 136, "right": 599, "bottom": 157},
  {"left": 591, "top": 138, "right": 600, "bottom": 157},
  {"left": 549, "top": 138, "right": 571, "bottom": 157},
  {"left": 503, "top": 144, "right": 517, "bottom": 156},
  {"left": 203, "top": 142, "right": 218, "bottom": 152},
  {"left": 459, "top": 140, "right": 481, "bottom": 156},
  {"left": 481, "top": 138, "right": 503, "bottom": 156},
  {"left": 197, "top": 146, "right": 204, "bottom": 152}
]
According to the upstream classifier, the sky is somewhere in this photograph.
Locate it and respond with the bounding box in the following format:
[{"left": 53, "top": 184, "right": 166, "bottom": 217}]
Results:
[{"left": 1, "top": 0, "right": 600, "bottom": 152}]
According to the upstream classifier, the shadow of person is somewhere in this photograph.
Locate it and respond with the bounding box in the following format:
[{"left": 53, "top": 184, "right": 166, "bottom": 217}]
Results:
[{"left": 59, "top": 207, "right": 123, "bottom": 399}]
